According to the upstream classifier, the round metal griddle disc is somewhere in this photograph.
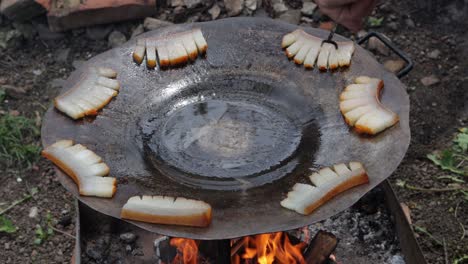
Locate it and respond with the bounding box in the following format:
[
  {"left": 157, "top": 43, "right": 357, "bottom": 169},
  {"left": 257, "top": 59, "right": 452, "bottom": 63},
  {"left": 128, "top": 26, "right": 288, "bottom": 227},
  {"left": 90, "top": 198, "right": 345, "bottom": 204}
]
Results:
[{"left": 41, "top": 17, "right": 410, "bottom": 239}]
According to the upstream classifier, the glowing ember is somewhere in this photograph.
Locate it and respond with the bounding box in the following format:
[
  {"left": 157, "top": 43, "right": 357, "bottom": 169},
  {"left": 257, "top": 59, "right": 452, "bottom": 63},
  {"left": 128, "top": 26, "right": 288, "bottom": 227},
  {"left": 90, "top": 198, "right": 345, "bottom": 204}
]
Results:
[
  {"left": 170, "top": 238, "right": 199, "bottom": 264},
  {"left": 233, "top": 232, "right": 307, "bottom": 264}
]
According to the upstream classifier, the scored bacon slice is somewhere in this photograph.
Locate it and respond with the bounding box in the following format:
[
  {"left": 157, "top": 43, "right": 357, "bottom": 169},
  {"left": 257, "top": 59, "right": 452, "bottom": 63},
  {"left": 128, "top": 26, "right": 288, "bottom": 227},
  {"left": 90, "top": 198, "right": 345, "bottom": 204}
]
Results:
[
  {"left": 54, "top": 67, "right": 120, "bottom": 120},
  {"left": 282, "top": 29, "right": 355, "bottom": 70},
  {"left": 340, "top": 76, "right": 399, "bottom": 135},
  {"left": 132, "top": 28, "right": 207, "bottom": 68},
  {"left": 121, "top": 196, "right": 212, "bottom": 227},
  {"left": 281, "top": 162, "right": 369, "bottom": 215},
  {"left": 42, "top": 140, "right": 117, "bottom": 198}
]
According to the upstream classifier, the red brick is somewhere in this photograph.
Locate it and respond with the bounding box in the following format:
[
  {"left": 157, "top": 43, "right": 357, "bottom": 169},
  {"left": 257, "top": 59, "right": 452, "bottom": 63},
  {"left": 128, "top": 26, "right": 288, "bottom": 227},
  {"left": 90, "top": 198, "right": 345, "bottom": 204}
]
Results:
[{"left": 46, "top": 0, "right": 156, "bottom": 32}]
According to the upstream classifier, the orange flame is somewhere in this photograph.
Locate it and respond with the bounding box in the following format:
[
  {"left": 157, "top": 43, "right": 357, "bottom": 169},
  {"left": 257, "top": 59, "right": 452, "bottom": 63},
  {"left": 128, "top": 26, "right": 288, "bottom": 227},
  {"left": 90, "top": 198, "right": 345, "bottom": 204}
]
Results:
[
  {"left": 233, "top": 232, "right": 306, "bottom": 264},
  {"left": 170, "top": 238, "right": 199, "bottom": 264}
]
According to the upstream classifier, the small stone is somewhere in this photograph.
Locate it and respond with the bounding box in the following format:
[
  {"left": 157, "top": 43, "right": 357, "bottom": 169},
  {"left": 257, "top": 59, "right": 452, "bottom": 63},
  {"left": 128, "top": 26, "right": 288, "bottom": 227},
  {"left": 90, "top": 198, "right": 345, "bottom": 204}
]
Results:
[
  {"left": 387, "top": 22, "right": 398, "bottom": 31},
  {"left": 143, "top": 17, "right": 173, "bottom": 31},
  {"left": 28, "top": 207, "right": 38, "bottom": 218},
  {"left": 32, "top": 69, "right": 42, "bottom": 76},
  {"left": 277, "top": 10, "right": 301, "bottom": 25},
  {"left": 368, "top": 36, "right": 390, "bottom": 56},
  {"left": 224, "top": 0, "right": 244, "bottom": 16},
  {"left": 131, "top": 24, "right": 144, "bottom": 39},
  {"left": 171, "top": 0, "right": 184, "bottom": 7},
  {"left": 58, "top": 215, "right": 72, "bottom": 227},
  {"left": 208, "top": 4, "right": 221, "bottom": 20},
  {"left": 356, "top": 30, "right": 367, "bottom": 39},
  {"left": 86, "top": 247, "right": 102, "bottom": 260},
  {"left": 300, "top": 16, "right": 313, "bottom": 24},
  {"left": 390, "top": 254, "right": 405, "bottom": 264},
  {"left": 4, "top": 243, "right": 10, "bottom": 250},
  {"left": 427, "top": 49, "right": 440, "bottom": 59},
  {"left": 9, "top": 110, "right": 20, "bottom": 116},
  {"left": 55, "top": 48, "right": 70, "bottom": 62},
  {"left": 0, "top": 28, "right": 23, "bottom": 50},
  {"left": 273, "top": 3, "right": 288, "bottom": 15},
  {"left": 405, "top": 18, "right": 415, "bottom": 28},
  {"left": 383, "top": 59, "right": 405, "bottom": 74},
  {"left": 1, "top": 85, "right": 26, "bottom": 99},
  {"left": 86, "top": 25, "right": 113, "bottom": 40},
  {"left": 245, "top": 0, "right": 257, "bottom": 11},
  {"left": 120, "top": 232, "right": 137, "bottom": 243},
  {"left": 36, "top": 24, "right": 64, "bottom": 41},
  {"left": 420, "top": 75, "right": 440, "bottom": 86},
  {"left": 108, "top": 30, "right": 127, "bottom": 48},
  {"left": 125, "top": 244, "right": 132, "bottom": 252},
  {"left": 301, "top": 2, "right": 317, "bottom": 17},
  {"left": 184, "top": 0, "right": 202, "bottom": 8}
]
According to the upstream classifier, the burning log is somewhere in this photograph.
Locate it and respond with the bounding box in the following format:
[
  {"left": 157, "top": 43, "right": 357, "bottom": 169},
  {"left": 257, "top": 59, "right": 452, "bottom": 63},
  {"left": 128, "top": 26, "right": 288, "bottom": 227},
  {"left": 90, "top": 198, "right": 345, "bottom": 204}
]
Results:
[{"left": 303, "top": 231, "right": 338, "bottom": 264}]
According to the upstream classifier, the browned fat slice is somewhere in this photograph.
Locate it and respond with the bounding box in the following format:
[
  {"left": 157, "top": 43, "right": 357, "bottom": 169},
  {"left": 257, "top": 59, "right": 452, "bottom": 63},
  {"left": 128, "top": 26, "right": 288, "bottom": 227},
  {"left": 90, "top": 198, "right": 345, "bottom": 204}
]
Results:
[
  {"left": 54, "top": 67, "right": 120, "bottom": 120},
  {"left": 42, "top": 140, "right": 116, "bottom": 198},
  {"left": 339, "top": 76, "right": 399, "bottom": 135},
  {"left": 133, "top": 38, "right": 146, "bottom": 64},
  {"left": 132, "top": 28, "right": 207, "bottom": 68},
  {"left": 121, "top": 196, "right": 212, "bottom": 227},
  {"left": 282, "top": 29, "right": 355, "bottom": 70},
  {"left": 281, "top": 162, "right": 368, "bottom": 215},
  {"left": 146, "top": 39, "right": 157, "bottom": 69}
]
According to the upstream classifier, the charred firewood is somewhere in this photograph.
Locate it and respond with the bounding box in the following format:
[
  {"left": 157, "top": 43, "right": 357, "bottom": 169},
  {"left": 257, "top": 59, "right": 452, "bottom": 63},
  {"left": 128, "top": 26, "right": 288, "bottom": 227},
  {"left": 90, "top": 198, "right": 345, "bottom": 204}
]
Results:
[{"left": 303, "top": 230, "right": 338, "bottom": 264}]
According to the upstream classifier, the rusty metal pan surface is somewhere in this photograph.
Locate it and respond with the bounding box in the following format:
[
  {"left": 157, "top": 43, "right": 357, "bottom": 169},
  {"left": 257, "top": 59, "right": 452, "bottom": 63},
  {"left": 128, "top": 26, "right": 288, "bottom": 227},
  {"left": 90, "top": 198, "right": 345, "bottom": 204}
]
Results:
[{"left": 41, "top": 17, "right": 410, "bottom": 239}]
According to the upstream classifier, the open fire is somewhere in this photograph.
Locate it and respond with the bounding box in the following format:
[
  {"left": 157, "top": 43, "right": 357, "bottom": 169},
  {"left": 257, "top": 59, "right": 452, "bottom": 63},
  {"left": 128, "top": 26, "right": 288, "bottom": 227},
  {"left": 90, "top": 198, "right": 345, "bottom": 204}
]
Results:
[
  {"left": 170, "top": 238, "right": 200, "bottom": 264},
  {"left": 167, "top": 231, "right": 326, "bottom": 264},
  {"left": 232, "top": 232, "right": 307, "bottom": 264}
]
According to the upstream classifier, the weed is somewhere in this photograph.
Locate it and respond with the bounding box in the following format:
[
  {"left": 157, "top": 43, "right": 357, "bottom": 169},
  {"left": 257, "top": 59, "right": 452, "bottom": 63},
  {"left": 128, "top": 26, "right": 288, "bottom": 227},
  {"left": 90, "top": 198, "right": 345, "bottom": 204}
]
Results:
[
  {"left": 414, "top": 225, "right": 443, "bottom": 246},
  {"left": 368, "top": 16, "right": 384, "bottom": 27},
  {"left": 0, "top": 215, "right": 17, "bottom": 233},
  {"left": 0, "top": 114, "right": 40, "bottom": 167},
  {"left": 427, "top": 128, "right": 468, "bottom": 176},
  {"left": 34, "top": 212, "right": 54, "bottom": 245}
]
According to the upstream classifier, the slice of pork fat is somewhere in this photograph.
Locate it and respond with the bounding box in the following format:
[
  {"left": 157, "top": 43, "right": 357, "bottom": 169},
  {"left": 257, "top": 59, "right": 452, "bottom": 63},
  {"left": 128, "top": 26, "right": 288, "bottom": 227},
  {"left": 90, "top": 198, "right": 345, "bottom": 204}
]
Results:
[
  {"left": 42, "top": 140, "right": 117, "bottom": 198},
  {"left": 280, "top": 162, "right": 369, "bottom": 215},
  {"left": 121, "top": 196, "right": 212, "bottom": 227},
  {"left": 339, "top": 76, "right": 399, "bottom": 135},
  {"left": 282, "top": 29, "right": 355, "bottom": 70},
  {"left": 54, "top": 67, "right": 120, "bottom": 120},
  {"left": 132, "top": 28, "right": 207, "bottom": 68}
]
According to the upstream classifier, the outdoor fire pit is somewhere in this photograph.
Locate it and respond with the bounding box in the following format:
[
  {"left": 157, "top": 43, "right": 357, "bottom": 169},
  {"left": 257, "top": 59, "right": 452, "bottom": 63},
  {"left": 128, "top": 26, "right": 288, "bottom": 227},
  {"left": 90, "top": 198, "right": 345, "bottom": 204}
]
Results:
[{"left": 41, "top": 17, "right": 419, "bottom": 263}]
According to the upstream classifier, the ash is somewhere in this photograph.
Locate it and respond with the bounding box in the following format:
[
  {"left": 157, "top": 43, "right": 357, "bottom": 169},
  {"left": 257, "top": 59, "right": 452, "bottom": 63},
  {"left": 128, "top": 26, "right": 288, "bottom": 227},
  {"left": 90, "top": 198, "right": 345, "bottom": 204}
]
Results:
[{"left": 291, "top": 187, "right": 405, "bottom": 264}]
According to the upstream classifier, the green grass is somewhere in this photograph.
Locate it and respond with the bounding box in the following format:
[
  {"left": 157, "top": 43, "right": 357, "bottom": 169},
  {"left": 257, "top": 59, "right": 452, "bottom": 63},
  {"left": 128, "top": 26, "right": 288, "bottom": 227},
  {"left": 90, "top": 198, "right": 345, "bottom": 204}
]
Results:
[{"left": 0, "top": 114, "right": 41, "bottom": 167}]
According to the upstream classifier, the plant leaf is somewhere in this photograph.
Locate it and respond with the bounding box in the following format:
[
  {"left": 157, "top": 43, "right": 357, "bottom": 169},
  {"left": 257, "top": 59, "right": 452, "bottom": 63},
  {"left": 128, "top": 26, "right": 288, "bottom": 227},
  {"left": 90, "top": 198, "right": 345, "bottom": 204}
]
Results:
[
  {"left": 427, "top": 151, "right": 464, "bottom": 175},
  {"left": 437, "top": 175, "right": 465, "bottom": 183},
  {"left": 0, "top": 216, "right": 17, "bottom": 233},
  {"left": 454, "top": 128, "right": 468, "bottom": 152},
  {"left": 368, "top": 17, "right": 384, "bottom": 27}
]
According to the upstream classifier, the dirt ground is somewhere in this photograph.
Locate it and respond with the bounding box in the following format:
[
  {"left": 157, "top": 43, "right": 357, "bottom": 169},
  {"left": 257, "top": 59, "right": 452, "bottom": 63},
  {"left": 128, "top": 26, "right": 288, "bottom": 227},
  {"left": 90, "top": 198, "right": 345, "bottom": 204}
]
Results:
[{"left": 0, "top": 0, "right": 466, "bottom": 263}]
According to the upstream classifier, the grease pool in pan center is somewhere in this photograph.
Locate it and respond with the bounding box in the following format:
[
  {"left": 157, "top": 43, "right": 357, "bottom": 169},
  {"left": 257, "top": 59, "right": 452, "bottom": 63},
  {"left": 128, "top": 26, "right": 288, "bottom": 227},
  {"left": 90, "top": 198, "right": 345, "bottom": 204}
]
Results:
[{"left": 140, "top": 92, "right": 320, "bottom": 191}]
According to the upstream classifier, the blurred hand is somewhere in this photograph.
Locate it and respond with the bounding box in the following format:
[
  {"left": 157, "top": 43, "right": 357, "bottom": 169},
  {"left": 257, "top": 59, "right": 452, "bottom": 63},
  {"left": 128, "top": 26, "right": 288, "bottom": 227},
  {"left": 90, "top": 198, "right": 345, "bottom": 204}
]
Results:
[{"left": 316, "top": 0, "right": 378, "bottom": 32}]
